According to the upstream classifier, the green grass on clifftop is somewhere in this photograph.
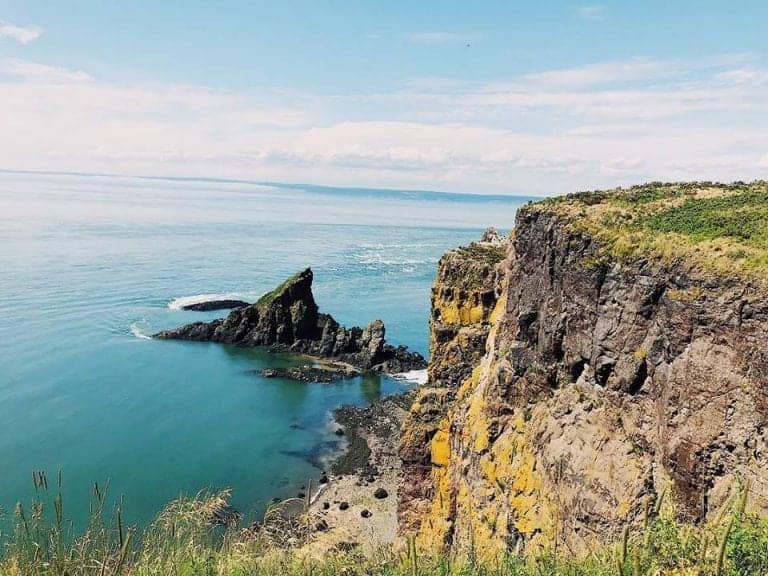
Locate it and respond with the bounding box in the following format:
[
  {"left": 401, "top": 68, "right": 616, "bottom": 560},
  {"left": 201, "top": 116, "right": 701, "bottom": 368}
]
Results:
[{"left": 525, "top": 181, "right": 768, "bottom": 281}]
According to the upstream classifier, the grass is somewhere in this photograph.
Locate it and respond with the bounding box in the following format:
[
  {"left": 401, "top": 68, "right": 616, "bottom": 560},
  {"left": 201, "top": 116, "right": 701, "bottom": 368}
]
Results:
[
  {"left": 523, "top": 181, "right": 768, "bottom": 283},
  {"left": 456, "top": 244, "right": 508, "bottom": 267},
  {"left": 641, "top": 189, "right": 768, "bottom": 248},
  {"left": 2, "top": 476, "right": 767, "bottom": 575},
  {"left": 255, "top": 269, "right": 310, "bottom": 307}
]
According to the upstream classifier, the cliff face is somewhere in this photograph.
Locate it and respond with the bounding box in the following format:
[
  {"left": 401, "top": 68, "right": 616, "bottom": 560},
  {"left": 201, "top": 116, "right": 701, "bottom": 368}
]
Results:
[
  {"left": 399, "top": 234, "right": 507, "bottom": 533},
  {"left": 406, "top": 184, "right": 768, "bottom": 556}
]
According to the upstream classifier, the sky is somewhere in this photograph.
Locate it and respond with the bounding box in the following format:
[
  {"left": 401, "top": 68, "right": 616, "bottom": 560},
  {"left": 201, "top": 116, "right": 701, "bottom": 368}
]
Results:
[{"left": 1, "top": 1, "right": 767, "bottom": 195}]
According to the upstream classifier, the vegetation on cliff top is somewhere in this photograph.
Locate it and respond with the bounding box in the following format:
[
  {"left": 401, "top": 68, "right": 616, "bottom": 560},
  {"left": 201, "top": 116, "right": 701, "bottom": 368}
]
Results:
[
  {"left": 255, "top": 268, "right": 311, "bottom": 306},
  {"left": 524, "top": 181, "right": 768, "bottom": 281}
]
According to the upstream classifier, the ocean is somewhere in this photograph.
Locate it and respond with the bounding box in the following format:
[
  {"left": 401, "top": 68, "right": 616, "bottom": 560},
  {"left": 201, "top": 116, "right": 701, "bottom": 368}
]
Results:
[{"left": 0, "top": 170, "right": 532, "bottom": 528}]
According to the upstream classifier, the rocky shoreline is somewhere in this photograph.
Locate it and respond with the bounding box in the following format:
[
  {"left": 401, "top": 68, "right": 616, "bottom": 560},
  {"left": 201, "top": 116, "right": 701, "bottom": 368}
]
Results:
[{"left": 289, "top": 391, "right": 414, "bottom": 555}]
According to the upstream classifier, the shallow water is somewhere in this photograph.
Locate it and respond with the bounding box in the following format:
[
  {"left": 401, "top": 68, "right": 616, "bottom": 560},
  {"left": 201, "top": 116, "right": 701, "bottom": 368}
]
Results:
[{"left": 0, "top": 171, "right": 531, "bottom": 528}]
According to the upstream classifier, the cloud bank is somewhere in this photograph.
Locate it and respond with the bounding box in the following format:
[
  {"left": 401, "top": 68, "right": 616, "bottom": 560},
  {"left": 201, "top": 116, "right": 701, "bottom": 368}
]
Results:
[{"left": 1, "top": 54, "right": 767, "bottom": 194}]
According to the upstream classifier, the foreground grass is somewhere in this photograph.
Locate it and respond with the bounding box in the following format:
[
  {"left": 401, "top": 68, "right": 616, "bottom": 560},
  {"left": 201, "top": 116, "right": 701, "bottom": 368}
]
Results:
[{"left": 1, "top": 477, "right": 767, "bottom": 576}]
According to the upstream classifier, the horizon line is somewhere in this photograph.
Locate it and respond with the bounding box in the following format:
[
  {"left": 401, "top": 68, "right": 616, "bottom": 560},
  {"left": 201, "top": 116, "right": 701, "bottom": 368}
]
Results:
[{"left": 0, "top": 167, "right": 545, "bottom": 202}]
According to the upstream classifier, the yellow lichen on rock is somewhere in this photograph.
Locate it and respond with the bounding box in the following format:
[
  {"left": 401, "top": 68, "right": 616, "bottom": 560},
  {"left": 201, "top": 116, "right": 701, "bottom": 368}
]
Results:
[
  {"left": 467, "top": 392, "right": 490, "bottom": 454},
  {"left": 437, "top": 300, "right": 485, "bottom": 325},
  {"left": 488, "top": 292, "right": 507, "bottom": 325},
  {"left": 431, "top": 419, "right": 451, "bottom": 467},
  {"left": 418, "top": 417, "right": 455, "bottom": 548}
]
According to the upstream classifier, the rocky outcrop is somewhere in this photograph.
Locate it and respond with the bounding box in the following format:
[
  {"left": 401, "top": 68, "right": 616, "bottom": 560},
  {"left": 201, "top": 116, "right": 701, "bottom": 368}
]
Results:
[
  {"left": 181, "top": 299, "right": 249, "bottom": 311},
  {"left": 405, "top": 186, "right": 768, "bottom": 557},
  {"left": 155, "top": 268, "right": 425, "bottom": 375}
]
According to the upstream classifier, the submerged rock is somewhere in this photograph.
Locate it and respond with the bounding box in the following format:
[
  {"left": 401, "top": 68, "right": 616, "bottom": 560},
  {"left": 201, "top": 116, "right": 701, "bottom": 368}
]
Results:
[
  {"left": 180, "top": 299, "right": 249, "bottom": 311},
  {"left": 259, "top": 365, "right": 353, "bottom": 382},
  {"left": 154, "top": 268, "right": 426, "bottom": 376}
]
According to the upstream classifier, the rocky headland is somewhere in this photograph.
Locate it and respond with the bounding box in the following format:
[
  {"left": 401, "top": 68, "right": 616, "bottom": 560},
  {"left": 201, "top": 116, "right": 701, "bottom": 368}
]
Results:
[
  {"left": 398, "top": 181, "right": 768, "bottom": 558},
  {"left": 154, "top": 268, "right": 426, "bottom": 379}
]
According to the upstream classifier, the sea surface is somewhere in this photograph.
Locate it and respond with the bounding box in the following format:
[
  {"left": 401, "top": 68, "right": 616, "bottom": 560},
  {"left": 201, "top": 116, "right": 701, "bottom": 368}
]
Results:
[{"left": 0, "top": 170, "right": 532, "bottom": 529}]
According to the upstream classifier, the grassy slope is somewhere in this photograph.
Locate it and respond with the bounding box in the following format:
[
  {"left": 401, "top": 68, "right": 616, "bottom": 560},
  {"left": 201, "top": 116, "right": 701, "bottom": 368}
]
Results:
[{"left": 524, "top": 181, "right": 768, "bottom": 283}]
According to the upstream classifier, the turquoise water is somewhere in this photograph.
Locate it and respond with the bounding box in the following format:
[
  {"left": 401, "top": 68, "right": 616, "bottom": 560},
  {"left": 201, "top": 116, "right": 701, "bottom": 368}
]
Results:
[{"left": 0, "top": 171, "right": 531, "bottom": 528}]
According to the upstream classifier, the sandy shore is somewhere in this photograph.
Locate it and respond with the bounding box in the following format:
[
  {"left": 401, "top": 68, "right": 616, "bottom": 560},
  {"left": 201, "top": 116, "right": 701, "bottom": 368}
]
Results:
[{"left": 300, "top": 392, "right": 413, "bottom": 556}]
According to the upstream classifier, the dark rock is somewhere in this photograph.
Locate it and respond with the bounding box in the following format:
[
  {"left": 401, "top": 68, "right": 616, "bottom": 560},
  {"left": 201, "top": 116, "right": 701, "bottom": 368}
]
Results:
[
  {"left": 297, "top": 492, "right": 306, "bottom": 499},
  {"left": 210, "top": 503, "right": 240, "bottom": 526},
  {"left": 154, "top": 268, "right": 426, "bottom": 377},
  {"left": 259, "top": 365, "right": 349, "bottom": 382},
  {"left": 360, "top": 509, "right": 372, "bottom": 518},
  {"left": 339, "top": 501, "right": 349, "bottom": 510},
  {"left": 319, "top": 473, "right": 329, "bottom": 484},
  {"left": 334, "top": 428, "right": 345, "bottom": 436},
  {"left": 314, "top": 519, "right": 329, "bottom": 531},
  {"left": 322, "top": 501, "right": 330, "bottom": 510},
  {"left": 180, "top": 299, "right": 249, "bottom": 311},
  {"left": 373, "top": 488, "right": 389, "bottom": 499}
]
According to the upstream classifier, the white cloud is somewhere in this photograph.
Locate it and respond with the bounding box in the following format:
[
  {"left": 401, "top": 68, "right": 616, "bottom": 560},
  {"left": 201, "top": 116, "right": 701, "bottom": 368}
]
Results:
[
  {"left": 0, "top": 21, "right": 42, "bottom": 44},
  {"left": 1, "top": 58, "right": 93, "bottom": 83},
  {"left": 523, "top": 59, "right": 675, "bottom": 87},
  {"left": 576, "top": 5, "right": 606, "bottom": 21},
  {"left": 406, "top": 32, "right": 477, "bottom": 45},
  {"left": 1, "top": 54, "right": 767, "bottom": 194}
]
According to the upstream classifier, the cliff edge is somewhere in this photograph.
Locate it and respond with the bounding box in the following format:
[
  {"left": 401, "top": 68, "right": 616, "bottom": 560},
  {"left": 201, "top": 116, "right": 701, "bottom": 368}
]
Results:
[{"left": 403, "top": 182, "right": 768, "bottom": 557}]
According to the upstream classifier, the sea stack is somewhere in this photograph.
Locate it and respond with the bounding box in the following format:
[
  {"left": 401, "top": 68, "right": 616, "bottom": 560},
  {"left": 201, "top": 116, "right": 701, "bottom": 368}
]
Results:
[{"left": 155, "top": 268, "right": 425, "bottom": 375}]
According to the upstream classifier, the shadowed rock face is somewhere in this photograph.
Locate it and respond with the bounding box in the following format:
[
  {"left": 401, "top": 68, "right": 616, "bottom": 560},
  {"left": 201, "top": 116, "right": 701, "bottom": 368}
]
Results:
[{"left": 154, "top": 268, "right": 425, "bottom": 374}]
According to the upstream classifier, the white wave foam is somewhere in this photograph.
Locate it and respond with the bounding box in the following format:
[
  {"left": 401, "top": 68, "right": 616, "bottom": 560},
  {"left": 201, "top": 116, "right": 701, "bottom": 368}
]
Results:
[
  {"left": 392, "top": 369, "right": 428, "bottom": 385},
  {"left": 357, "top": 255, "right": 431, "bottom": 266},
  {"left": 130, "top": 322, "right": 152, "bottom": 340},
  {"left": 167, "top": 292, "right": 246, "bottom": 310}
]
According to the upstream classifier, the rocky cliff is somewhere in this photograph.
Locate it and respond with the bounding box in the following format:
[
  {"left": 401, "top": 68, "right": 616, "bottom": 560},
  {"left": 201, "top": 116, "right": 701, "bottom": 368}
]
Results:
[
  {"left": 403, "top": 182, "right": 768, "bottom": 557},
  {"left": 155, "top": 268, "right": 425, "bottom": 374}
]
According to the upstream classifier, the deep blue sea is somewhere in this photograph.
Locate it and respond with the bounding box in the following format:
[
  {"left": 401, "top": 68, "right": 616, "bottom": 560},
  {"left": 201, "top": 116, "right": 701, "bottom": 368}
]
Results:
[{"left": 0, "top": 171, "right": 531, "bottom": 529}]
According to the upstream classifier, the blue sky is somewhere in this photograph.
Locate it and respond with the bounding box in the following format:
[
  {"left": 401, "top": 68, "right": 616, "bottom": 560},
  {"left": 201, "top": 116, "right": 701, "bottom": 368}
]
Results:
[{"left": 1, "top": 1, "right": 767, "bottom": 194}]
